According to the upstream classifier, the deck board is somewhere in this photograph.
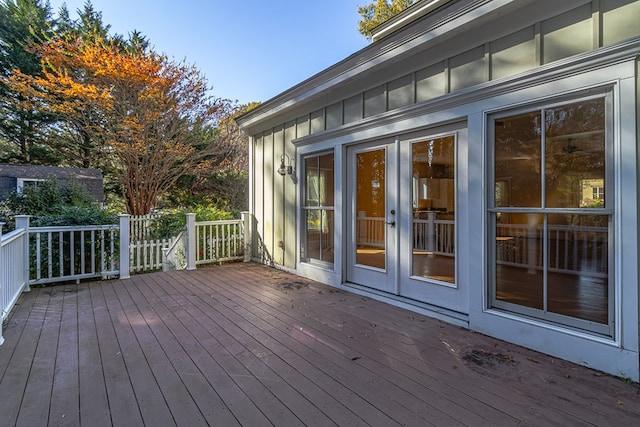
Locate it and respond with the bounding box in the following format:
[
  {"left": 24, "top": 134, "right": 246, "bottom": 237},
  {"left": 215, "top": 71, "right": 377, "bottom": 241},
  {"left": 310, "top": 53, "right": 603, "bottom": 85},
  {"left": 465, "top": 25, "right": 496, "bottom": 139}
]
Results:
[{"left": 1, "top": 262, "right": 639, "bottom": 426}]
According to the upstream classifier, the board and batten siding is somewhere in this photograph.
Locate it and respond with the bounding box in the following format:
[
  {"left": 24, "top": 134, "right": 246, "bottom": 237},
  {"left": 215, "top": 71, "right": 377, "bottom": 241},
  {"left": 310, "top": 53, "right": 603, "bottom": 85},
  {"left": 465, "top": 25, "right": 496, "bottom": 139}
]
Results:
[{"left": 248, "top": 0, "right": 640, "bottom": 268}]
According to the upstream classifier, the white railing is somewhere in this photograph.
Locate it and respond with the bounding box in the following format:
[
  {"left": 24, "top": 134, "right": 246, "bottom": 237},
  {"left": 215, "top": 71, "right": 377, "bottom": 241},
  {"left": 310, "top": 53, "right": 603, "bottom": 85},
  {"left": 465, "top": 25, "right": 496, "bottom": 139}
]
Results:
[
  {"left": 129, "top": 214, "right": 160, "bottom": 242},
  {"left": 1, "top": 218, "right": 28, "bottom": 343},
  {"left": 496, "top": 223, "right": 608, "bottom": 277},
  {"left": 355, "top": 215, "right": 456, "bottom": 257},
  {"left": 163, "top": 213, "right": 252, "bottom": 271},
  {"left": 162, "top": 230, "right": 187, "bottom": 271},
  {"left": 29, "top": 224, "right": 120, "bottom": 285},
  {"left": 195, "top": 220, "right": 244, "bottom": 264},
  {"left": 129, "top": 237, "right": 176, "bottom": 273},
  {"left": 356, "top": 216, "right": 386, "bottom": 248},
  {"left": 413, "top": 217, "right": 455, "bottom": 256}
]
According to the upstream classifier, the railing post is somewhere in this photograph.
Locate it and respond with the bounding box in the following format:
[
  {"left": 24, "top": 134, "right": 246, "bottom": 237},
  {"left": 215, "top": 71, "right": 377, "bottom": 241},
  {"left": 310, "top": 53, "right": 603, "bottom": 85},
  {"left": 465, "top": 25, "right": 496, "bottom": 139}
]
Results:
[
  {"left": 186, "top": 213, "right": 196, "bottom": 270},
  {"left": 0, "top": 222, "right": 4, "bottom": 345},
  {"left": 119, "top": 214, "right": 130, "bottom": 279},
  {"left": 14, "top": 215, "right": 30, "bottom": 292},
  {"left": 241, "top": 211, "right": 252, "bottom": 262}
]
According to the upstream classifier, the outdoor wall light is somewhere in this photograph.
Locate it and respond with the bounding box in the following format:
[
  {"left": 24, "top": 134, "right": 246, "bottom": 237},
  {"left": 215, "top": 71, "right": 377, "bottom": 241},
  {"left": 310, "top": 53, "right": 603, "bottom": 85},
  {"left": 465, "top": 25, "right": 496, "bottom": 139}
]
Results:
[{"left": 277, "top": 153, "right": 294, "bottom": 176}]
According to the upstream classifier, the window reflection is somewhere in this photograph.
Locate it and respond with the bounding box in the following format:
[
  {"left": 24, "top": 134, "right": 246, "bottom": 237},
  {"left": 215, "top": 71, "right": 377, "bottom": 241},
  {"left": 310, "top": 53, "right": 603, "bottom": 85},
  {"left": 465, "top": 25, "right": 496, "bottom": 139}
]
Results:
[
  {"left": 412, "top": 136, "right": 455, "bottom": 283},
  {"left": 356, "top": 149, "right": 386, "bottom": 269},
  {"left": 491, "top": 96, "right": 610, "bottom": 330},
  {"left": 302, "top": 153, "right": 334, "bottom": 265},
  {"left": 545, "top": 99, "right": 605, "bottom": 209},
  {"left": 494, "top": 111, "right": 542, "bottom": 207}
]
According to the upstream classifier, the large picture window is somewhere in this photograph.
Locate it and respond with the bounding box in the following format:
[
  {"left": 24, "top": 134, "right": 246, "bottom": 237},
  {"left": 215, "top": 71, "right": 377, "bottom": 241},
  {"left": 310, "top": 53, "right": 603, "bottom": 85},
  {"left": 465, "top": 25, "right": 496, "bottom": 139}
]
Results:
[
  {"left": 302, "top": 152, "right": 335, "bottom": 266},
  {"left": 489, "top": 92, "right": 613, "bottom": 336}
]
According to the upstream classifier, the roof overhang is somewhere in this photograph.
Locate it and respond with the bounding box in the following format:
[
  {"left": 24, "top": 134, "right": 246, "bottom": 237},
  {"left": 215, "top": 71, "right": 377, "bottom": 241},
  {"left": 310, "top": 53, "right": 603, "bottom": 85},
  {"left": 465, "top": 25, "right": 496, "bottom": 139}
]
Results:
[
  {"left": 236, "top": 0, "right": 537, "bottom": 135},
  {"left": 370, "top": 0, "right": 454, "bottom": 42}
]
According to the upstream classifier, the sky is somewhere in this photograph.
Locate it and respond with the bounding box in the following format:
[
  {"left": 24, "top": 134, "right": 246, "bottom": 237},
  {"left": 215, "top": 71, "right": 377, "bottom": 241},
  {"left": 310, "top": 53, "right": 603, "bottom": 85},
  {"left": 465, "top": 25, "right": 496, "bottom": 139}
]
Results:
[{"left": 46, "top": 0, "right": 370, "bottom": 105}]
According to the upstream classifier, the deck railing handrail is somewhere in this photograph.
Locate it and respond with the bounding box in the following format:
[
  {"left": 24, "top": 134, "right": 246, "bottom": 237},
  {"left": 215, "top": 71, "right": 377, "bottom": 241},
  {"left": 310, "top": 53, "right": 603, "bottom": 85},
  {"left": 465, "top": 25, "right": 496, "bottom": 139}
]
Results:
[
  {"left": 0, "top": 211, "right": 256, "bottom": 339},
  {"left": 0, "top": 217, "right": 30, "bottom": 344},
  {"left": 28, "top": 223, "right": 121, "bottom": 286}
]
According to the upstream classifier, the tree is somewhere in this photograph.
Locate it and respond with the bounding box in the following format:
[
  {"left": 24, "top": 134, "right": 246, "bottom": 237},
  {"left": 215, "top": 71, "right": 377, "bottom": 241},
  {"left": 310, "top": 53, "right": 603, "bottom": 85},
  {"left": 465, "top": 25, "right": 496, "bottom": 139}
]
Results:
[
  {"left": 166, "top": 102, "right": 259, "bottom": 212},
  {"left": 0, "top": 0, "right": 58, "bottom": 163},
  {"left": 357, "top": 0, "right": 416, "bottom": 39},
  {"left": 5, "top": 35, "right": 234, "bottom": 215}
]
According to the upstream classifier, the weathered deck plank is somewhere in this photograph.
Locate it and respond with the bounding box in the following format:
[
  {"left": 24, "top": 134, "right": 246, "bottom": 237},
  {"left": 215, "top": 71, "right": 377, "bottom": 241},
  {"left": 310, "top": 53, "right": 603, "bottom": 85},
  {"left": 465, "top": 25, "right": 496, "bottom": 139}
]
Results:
[{"left": 0, "top": 263, "right": 639, "bottom": 426}]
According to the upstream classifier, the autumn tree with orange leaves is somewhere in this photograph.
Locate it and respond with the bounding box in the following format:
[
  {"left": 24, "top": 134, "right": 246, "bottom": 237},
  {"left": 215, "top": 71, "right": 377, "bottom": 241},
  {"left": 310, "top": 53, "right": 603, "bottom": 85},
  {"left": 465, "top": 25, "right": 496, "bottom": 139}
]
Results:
[{"left": 5, "top": 35, "right": 234, "bottom": 215}]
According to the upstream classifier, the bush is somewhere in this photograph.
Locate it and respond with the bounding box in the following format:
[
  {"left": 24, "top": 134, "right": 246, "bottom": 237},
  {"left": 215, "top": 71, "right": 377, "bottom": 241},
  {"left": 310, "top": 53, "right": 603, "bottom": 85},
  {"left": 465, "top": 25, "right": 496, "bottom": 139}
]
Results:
[
  {"left": 0, "top": 178, "right": 115, "bottom": 231},
  {"left": 32, "top": 205, "right": 117, "bottom": 227},
  {"left": 149, "top": 205, "right": 235, "bottom": 240}
]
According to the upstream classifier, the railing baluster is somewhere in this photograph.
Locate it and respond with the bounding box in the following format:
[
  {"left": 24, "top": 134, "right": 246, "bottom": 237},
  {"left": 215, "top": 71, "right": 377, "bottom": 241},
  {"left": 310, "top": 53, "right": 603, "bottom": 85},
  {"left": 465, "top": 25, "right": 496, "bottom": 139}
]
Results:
[
  {"left": 36, "top": 232, "right": 41, "bottom": 281},
  {"left": 47, "top": 231, "right": 53, "bottom": 279},
  {"left": 70, "top": 231, "right": 75, "bottom": 277},
  {"left": 100, "top": 229, "right": 105, "bottom": 275}
]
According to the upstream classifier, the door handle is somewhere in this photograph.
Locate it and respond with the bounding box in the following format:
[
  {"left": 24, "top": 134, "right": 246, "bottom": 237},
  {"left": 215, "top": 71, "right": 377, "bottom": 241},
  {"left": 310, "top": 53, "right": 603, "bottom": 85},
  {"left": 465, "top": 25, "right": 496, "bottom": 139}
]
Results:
[{"left": 385, "top": 220, "right": 396, "bottom": 227}]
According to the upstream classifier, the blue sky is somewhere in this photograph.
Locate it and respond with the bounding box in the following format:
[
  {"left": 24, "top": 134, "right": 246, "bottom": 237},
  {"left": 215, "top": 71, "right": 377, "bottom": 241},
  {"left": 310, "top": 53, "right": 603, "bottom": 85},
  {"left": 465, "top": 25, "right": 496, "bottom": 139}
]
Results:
[{"left": 47, "top": 0, "right": 370, "bottom": 105}]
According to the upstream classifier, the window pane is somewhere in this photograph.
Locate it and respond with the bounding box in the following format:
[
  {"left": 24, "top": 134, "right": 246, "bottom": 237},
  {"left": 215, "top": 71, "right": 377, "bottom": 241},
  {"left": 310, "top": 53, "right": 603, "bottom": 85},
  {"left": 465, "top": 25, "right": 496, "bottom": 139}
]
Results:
[
  {"left": 494, "top": 112, "right": 542, "bottom": 207},
  {"left": 303, "top": 152, "right": 335, "bottom": 266},
  {"left": 412, "top": 136, "right": 455, "bottom": 283},
  {"left": 319, "top": 153, "right": 334, "bottom": 206},
  {"left": 305, "top": 157, "right": 319, "bottom": 207},
  {"left": 547, "top": 214, "right": 608, "bottom": 324},
  {"left": 305, "top": 209, "right": 334, "bottom": 264},
  {"left": 495, "top": 213, "right": 544, "bottom": 309},
  {"left": 545, "top": 98, "right": 606, "bottom": 208},
  {"left": 322, "top": 210, "right": 334, "bottom": 264}
]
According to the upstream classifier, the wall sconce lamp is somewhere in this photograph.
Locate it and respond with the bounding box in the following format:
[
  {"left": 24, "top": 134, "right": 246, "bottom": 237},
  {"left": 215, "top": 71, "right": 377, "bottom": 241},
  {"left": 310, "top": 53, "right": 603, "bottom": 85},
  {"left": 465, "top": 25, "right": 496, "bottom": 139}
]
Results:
[{"left": 277, "top": 153, "right": 294, "bottom": 176}]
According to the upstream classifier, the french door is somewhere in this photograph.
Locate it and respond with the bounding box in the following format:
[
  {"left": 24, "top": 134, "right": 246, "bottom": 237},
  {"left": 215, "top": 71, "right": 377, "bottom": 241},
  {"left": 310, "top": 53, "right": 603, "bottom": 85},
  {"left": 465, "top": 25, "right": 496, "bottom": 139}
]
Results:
[{"left": 346, "top": 141, "right": 397, "bottom": 293}]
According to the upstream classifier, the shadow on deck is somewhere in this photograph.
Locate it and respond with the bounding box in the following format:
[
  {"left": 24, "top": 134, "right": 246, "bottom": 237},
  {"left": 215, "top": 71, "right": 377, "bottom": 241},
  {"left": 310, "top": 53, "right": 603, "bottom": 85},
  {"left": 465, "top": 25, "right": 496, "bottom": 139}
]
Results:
[{"left": 0, "top": 263, "right": 638, "bottom": 426}]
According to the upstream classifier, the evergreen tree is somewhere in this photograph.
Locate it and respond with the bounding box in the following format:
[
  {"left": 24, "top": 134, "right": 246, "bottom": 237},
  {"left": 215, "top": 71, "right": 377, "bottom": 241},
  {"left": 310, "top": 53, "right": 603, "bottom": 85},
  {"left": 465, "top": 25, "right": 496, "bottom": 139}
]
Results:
[
  {"left": 0, "top": 0, "right": 59, "bottom": 164},
  {"left": 357, "top": 0, "right": 416, "bottom": 40}
]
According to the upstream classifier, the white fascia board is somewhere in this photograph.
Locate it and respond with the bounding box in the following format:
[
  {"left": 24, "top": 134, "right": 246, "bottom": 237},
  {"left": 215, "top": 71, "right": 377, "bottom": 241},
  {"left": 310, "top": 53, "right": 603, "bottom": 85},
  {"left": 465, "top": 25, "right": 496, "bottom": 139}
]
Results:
[{"left": 370, "top": 0, "right": 454, "bottom": 42}]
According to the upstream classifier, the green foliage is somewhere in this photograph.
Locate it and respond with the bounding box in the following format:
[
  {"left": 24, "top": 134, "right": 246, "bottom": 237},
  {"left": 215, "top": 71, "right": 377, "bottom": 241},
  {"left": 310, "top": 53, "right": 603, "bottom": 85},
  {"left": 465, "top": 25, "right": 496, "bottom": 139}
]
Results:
[
  {"left": 0, "top": 178, "right": 116, "bottom": 229},
  {"left": 0, "top": 1, "right": 249, "bottom": 215},
  {"left": 149, "top": 205, "right": 235, "bottom": 240},
  {"left": 0, "top": 0, "right": 59, "bottom": 164},
  {"left": 193, "top": 204, "right": 234, "bottom": 222},
  {"left": 357, "top": 0, "right": 416, "bottom": 39},
  {"left": 32, "top": 205, "right": 116, "bottom": 227}
]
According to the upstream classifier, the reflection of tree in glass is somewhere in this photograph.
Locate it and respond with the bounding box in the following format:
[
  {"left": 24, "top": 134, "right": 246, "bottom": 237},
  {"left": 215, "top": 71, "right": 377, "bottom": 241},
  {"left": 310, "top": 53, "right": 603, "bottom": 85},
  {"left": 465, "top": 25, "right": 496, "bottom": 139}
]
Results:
[
  {"left": 494, "top": 112, "right": 542, "bottom": 207},
  {"left": 545, "top": 99, "right": 605, "bottom": 209},
  {"left": 357, "top": 149, "right": 386, "bottom": 217}
]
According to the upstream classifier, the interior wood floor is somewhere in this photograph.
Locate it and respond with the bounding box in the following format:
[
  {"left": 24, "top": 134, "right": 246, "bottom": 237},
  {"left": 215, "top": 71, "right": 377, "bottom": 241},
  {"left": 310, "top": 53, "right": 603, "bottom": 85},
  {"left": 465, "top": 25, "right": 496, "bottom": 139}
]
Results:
[{"left": 0, "top": 263, "right": 637, "bottom": 426}]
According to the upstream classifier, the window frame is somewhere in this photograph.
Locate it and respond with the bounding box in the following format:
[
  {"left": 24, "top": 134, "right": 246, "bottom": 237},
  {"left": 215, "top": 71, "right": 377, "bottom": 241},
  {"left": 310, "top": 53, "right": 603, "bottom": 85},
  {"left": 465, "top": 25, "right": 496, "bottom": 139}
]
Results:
[
  {"left": 16, "top": 178, "right": 45, "bottom": 194},
  {"left": 486, "top": 88, "right": 615, "bottom": 337},
  {"left": 301, "top": 150, "right": 335, "bottom": 268}
]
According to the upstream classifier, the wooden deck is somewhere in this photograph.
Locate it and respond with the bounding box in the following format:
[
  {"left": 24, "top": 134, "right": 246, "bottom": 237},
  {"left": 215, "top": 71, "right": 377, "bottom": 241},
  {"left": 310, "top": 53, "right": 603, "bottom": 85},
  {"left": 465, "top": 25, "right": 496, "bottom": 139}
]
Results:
[{"left": 0, "top": 263, "right": 638, "bottom": 426}]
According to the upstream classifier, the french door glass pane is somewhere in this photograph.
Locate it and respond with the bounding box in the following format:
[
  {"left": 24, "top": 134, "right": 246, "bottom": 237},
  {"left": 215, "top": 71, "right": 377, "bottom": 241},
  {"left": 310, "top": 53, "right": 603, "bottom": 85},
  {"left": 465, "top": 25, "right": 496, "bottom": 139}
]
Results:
[
  {"left": 411, "top": 136, "right": 455, "bottom": 283},
  {"left": 495, "top": 213, "right": 544, "bottom": 310},
  {"left": 356, "top": 149, "right": 386, "bottom": 269}
]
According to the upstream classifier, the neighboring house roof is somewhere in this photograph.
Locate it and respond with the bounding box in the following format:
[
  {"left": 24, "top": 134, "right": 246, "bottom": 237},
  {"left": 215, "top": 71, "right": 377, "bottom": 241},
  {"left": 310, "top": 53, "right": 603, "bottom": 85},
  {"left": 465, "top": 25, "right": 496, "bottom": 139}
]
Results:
[{"left": 0, "top": 164, "right": 105, "bottom": 202}]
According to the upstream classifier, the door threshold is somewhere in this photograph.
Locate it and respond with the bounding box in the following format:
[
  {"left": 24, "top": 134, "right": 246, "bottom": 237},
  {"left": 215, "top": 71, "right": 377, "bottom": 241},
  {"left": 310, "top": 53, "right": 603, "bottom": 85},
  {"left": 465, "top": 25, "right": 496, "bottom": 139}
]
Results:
[{"left": 340, "top": 281, "right": 469, "bottom": 328}]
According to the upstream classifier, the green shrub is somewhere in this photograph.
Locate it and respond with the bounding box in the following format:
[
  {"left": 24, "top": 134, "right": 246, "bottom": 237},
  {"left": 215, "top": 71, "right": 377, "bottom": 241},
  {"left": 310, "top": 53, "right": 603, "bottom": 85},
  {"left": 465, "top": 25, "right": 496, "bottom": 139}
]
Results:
[
  {"left": 149, "top": 205, "right": 235, "bottom": 240},
  {"left": 0, "top": 178, "right": 115, "bottom": 231}
]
